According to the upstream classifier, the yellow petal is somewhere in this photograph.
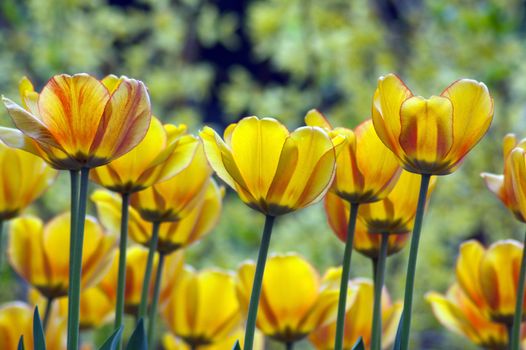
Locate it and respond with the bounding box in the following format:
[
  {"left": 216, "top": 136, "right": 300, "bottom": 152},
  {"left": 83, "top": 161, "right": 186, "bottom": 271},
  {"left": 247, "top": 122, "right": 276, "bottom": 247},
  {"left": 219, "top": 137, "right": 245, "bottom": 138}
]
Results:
[
  {"left": 456, "top": 240, "right": 487, "bottom": 310},
  {"left": 510, "top": 148, "right": 526, "bottom": 222},
  {"left": 304, "top": 109, "right": 333, "bottom": 130},
  {"left": 18, "top": 76, "right": 40, "bottom": 115}
]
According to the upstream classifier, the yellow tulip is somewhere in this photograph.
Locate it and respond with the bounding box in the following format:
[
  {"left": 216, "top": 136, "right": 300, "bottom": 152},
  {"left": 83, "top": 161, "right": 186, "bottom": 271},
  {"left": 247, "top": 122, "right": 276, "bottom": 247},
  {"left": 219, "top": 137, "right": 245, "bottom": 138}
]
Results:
[
  {"left": 7, "top": 213, "right": 116, "bottom": 299},
  {"left": 200, "top": 116, "right": 341, "bottom": 216},
  {"left": 1, "top": 74, "right": 151, "bottom": 170},
  {"left": 161, "top": 266, "right": 241, "bottom": 348},
  {"left": 130, "top": 140, "right": 212, "bottom": 222},
  {"left": 305, "top": 110, "right": 401, "bottom": 203},
  {"left": 372, "top": 73, "right": 493, "bottom": 175},
  {"left": 309, "top": 274, "right": 402, "bottom": 350},
  {"left": 236, "top": 253, "right": 341, "bottom": 344},
  {"left": 0, "top": 142, "right": 57, "bottom": 220},
  {"left": 483, "top": 134, "right": 526, "bottom": 222},
  {"left": 91, "top": 117, "right": 199, "bottom": 193},
  {"left": 0, "top": 301, "right": 66, "bottom": 350},
  {"left": 162, "top": 328, "right": 265, "bottom": 350}
]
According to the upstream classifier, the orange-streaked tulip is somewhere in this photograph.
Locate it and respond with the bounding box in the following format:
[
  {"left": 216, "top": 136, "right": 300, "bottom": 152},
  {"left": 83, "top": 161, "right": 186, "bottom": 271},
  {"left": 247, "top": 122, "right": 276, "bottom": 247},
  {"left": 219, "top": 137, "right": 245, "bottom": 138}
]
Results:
[
  {"left": 483, "top": 134, "right": 526, "bottom": 225},
  {"left": 162, "top": 329, "right": 265, "bottom": 350},
  {"left": 8, "top": 213, "right": 116, "bottom": 298},
  {"left": 91, "top": 117, "right": 199, "bottom": 193},
  {"left": 236, "top": 253, "right": 341, "bottom": 343},
  {"left": 1, "top": 74, "right": 151, "bottom": 170},
  {"left": 426, "top": 284, "right": 513, "bottom": 350},
  {"left": 305, "top": 110, "right": 401, "bottom": 203},
  {"left": 309, "top": 274, "right": 402, "bottom": 350},
  {"left": 455, "top": 239, "right": 526, "bottom": 325},
  {"left": 372, "top": 73, "right": 493, "bottom": 175},
  {"left": 0, "top": 301, "right": 66, "bottom": 350},
  {"left": 0, "top": 142, "right": 57, "bottom": 220},
  {"left": 200, "top": 116, "right": 342, "bottom": 216},
  {"left": 161, "top": 266, "right": 241, "bottom": 347},
  {"left": 325, "top": 192, "right": 409, "bottom": 258},
  {"left": 130, "top": 140, "right": 212, "bottom": 222}
]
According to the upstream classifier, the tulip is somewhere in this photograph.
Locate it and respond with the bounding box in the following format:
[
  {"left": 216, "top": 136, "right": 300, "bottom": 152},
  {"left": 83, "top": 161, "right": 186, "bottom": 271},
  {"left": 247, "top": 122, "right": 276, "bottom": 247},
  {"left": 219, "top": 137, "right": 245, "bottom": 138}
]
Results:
[
  {"left": 162, "top": 329, "right": 265, "bottom": 350},
  {"left": 0, "top": 302, "right": 66, "bottom": 350},
  {"left": 201, "top": 116, "right": 341, "bottom": 350},
  {"left": 236, "top": 253, "right": 341, "bottom": 348},
  {"left": 309, "top": 274, "right": 402, "bottom": 350},
  {"left": 161, "top": 266, "right": 241, "bottom": 349},
  {"left": 482, "top": 135, "right": 526, "bottom": 349},
  {"left": 371, "top": 74, "right": 494, "bottom": 350}
]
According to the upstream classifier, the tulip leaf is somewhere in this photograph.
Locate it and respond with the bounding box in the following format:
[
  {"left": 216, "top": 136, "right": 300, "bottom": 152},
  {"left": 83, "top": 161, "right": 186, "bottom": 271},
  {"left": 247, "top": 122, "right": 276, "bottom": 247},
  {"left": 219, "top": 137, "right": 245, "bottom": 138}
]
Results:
[
  {"left": 98, "top": 326, "right": 123, "bottom": 350},
  {"left": 232, "top": 340, "right": 242, "bottom": 350},
  {"left": 393, "top": 312, "right": 404, "bottom": 350},
  {"left": 33, "top": 306, "right": 46, "bottom": 350},
  {"left": 126, "top": 318, "right": 147, "bottom": 350},
  {"left": 351, "top": 337, "right": 365, "bottom": 350},
  {"left": 17, "top": 336, "right": 25, "bottom": 350}
]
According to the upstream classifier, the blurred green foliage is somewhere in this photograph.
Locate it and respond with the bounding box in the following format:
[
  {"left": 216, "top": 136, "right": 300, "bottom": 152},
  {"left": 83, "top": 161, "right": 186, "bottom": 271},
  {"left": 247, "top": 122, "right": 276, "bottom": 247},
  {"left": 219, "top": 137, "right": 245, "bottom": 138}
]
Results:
[{"left": 1, "top": 0, "right": 526, "bottom": 348}]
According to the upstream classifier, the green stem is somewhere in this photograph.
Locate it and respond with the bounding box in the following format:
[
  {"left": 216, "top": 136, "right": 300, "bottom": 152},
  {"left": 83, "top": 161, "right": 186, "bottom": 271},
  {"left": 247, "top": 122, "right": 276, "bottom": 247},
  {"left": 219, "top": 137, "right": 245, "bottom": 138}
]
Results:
[
  {"left": 371, "top": 233, "right": 389, "bottom": 350},
  {"left": 43, "top": 297, "right": 54, "bottom": 331},
  {"left": 372, "top": 257, "right": 378, "bottom": 282},
  {"left": 138, "top": 221, "right": 161, "bottom": 320},
  {"left": 114, "top": 192, "right": 130, "bottom": 350},
  {"left": 399, "top": 174, "right": 431, "bottom": 350},
  {"left": 334, "top": 202, "right": 360, "bottom": 350},
  {"left": 510, "top": 229, "right": 526, "bottom": 350},
  {"left": 66, "top": 170, "right": 80, "bottom": 340},
  {"left": 67, "top": 167, "right": 90, "bottom": 350},
  {"left": 147, "top": 251, "right": 165, "bottom": 349},
  {"left": 508, "top": 323, "right": 514, "bottom": 350},
  {"left": 243, "top": 215, "right": 276, "bottom": 350},
  {"left": 286, "top": 342, "right": 294, "bottom": 350}
]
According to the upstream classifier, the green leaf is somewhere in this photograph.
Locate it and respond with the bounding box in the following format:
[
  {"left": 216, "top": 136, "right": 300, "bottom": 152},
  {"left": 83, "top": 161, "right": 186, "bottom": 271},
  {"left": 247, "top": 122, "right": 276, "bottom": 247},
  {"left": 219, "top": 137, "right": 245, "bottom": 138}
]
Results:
[
  {"left": 33, "top": 306, "right": 46, "bottom": 350},
  {"left": 232, "top": 340, "right": 242, "bottom": 350},
  {"left": 17, "top": 336, "right": 25, "bottom": 350},
  {"left": 351, "top": 337, "right": 365, "bottom": 350},
  {"left": 126, "top": 319, "right": 147, "bottom": 350},
  {"left": 98, "top": 326, "right": 123, "bottom": 350},
  {"left": 393, "top": 312, "right": 404, "bottom": 350}
]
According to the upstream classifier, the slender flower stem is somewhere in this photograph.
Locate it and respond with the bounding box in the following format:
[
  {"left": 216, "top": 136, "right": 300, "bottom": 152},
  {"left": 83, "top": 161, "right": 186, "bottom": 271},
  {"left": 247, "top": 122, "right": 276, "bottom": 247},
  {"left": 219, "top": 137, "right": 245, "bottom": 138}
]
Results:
[
  {"left": 67, "top": 170, "right": 80, "bottom": 339},
  {"left": 334, "top": 202, "right": 360, "bottom": 350},
  {"left": 147, "top": 251, "right": 165, "bottom": 349},
  {"left": 67, "top": 167, "right": 90, "bottom": 350},
  {"left": 138, "top": 221, "right": 161, "bottom": 320},
  {"left": 508, "top": 323, "right": 514, "bottom": 350},
  {"left": 43, "top": 297, "right": 54, "bottom": 331},
  {"left": 114, "top": 192, "right": 130, "bottom": 350},
  {"left": 286, "top": 342, "right": 294, "bottom": 350},
  {"left": 371, "top": 233, "right": 389, "bottom": 350},
  {"left": 399, "top": 174, "right": 431, "bottom": 350},
  {"left": 243, "top": 215, "right": 276, "bottom": 350},
  {"left": 510, "top": 229, "right": 526, "bottom": 350}
]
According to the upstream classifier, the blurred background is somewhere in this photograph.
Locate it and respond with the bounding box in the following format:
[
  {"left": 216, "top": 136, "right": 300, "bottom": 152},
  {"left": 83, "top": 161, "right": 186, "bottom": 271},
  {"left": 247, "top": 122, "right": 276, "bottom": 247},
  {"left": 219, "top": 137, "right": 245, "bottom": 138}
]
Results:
[{"left": 1, "top": 0, "right": 525, "bottom": 348}]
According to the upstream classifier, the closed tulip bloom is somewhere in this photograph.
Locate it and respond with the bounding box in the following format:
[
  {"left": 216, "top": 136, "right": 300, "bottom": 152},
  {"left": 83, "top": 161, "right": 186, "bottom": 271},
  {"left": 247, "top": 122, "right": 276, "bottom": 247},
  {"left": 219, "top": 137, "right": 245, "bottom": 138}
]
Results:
[
  {"left": 161, "top": 266, "right": 241, "bottom": 347},
  {"left": 305, "top": 110, "right": 401, "bottom": 203},
  {"left": 236, "top": 253, "right": 341, "bottom": 343},
  {"left": 130, "top": 140, "right": 212, "bottom": 222},
  {"left": 200, "top": 116, "right": 341, "bottom": 216},
  {"left": 372, "top": 73, "right": 494, "bottom": 175},
  {"left": 309, "top": 275, "right": 402, "bottom": 350},
  {"left": 0, "top": 302, "right": 66, "bottom": 350},
  {"left": 0, "top": 142, "right": 57, "bottom": 220},
  {"left": 162, "top": 329, "right": 265, "bottom": 350},
  {"left": 1, "top": 74, "right": 151, "bottom": 170},
  {"left": 8, "top": 213, "right": 116, "bottom": 299},
  {"left": 59, "top": 287, "right": 114, "bottom": 330},
  {"left": 91, "top": 117, "right": 199, "bottom": 193}
]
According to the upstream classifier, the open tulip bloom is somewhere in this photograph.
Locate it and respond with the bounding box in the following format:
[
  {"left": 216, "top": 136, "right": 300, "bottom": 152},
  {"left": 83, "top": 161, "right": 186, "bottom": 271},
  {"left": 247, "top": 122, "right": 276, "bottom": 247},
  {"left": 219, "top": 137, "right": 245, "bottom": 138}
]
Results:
[{"left": 371, "top": 73, "right": 493, "bottom": 350}]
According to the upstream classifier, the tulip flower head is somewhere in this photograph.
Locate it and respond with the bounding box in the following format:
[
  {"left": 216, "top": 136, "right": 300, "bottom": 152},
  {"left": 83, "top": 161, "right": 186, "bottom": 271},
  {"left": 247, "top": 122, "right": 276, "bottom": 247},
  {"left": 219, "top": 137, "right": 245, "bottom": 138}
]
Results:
[
  {"left": 7, "top": 213, "right": 116, "bottom": 299},
  {"left": 1, "top": 74, "right": 152, "bottom": 170},
  {"left": 200, "top": 116, "right": 342, "bottom": 216},
  {"left": 305, "top": 110, "right": 401, "bottom": 203},
  {"left": 161, "top": 266, "right": 241, "bottom": 347},
  {"left": 372, "top": 74, "right": 493, "bottom": 175},
  {"left": 162, "top": 328, "right": 265, "bottom": 350}
]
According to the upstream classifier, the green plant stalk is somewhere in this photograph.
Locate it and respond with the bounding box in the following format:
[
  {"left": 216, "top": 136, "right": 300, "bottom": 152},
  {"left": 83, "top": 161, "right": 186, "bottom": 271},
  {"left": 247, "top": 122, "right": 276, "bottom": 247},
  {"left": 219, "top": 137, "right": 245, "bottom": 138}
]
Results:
[
  {"left": 114, "top": 192, "right": 130, "bottom": 350},
  {"left": 286, "top": 342, "right": 294, "bottom": 350},
  {"left": 510, "top": 229, "right": 526, "bottom": 350},
  {"left": 371, "top": 233, "right": 389, "bottom": 350},
  {"left": 334, "top": 202, "right": 360, "bottom": 350},
  {"left": 138, "top": 221, "right": 161, "bottom": 320},
  {"left": 67, "top": 167, "right": 90, "bottom": 350},
  {"left": 243, "top": 215, "right": 276, "bottom": 350},
  {"left": 399, "top": 174, "right": 431, "bottom": 350},
  {"left": 66, "top": 170, "right": 80, "bottom": 339},
  {"left": 508, "top": 323, "right": 514, "bottom": 350},
  {"left": 147, "top": 251, "right": 165, "bottom": 348},
  {"left": 42, "top": 297, "right": 54, "bottom": 331}
]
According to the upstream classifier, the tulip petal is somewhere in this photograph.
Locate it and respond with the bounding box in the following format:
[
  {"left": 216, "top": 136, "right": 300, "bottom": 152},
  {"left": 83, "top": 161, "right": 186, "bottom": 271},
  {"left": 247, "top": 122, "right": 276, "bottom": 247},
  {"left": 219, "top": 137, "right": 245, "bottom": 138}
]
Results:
[
  {"left": 456, "top": 240, "right": 486, "bottom": 309},
  {"left": 18, "top": 77, "right": 40, "bottom": 115},
  {"left": 481, "top": 173, "right": 508, "bottom": 206},
  {"left": 304, "top": 109, "right": 333, "bottom": 130}
]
